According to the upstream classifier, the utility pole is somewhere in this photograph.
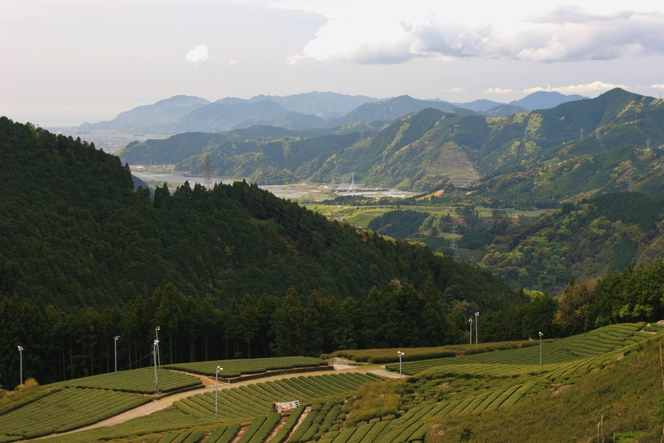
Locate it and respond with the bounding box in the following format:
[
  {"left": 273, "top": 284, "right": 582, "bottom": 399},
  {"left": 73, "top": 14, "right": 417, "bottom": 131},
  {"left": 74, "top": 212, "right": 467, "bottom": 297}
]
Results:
[
  {"left": 475, "top": 312, "right": 479, "bottom": 349},
  {"left": 114, "top": 336, "right": 120, "bottom": 372},
  {"left": 155, "top": 326, "right": 161, "bottom": 368},
  {"left": 539, "top": 332, "right": 543, "bottom": 365},
  {"left": 18, "top": 346, "right": 23, "bottom": 385},
  {"left": 215, "top": 366, "right": 223, "bottom": 419},
  {"left": 153, "top": 340, "right": 160, "bottom": 394}
]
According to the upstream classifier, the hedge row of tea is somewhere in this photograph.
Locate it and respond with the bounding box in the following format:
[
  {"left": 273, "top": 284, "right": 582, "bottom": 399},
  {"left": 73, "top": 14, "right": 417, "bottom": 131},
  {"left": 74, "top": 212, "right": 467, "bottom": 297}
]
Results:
[
  {"left": 174, "top": 373, "right": 380, "bottom": 421},
  {"left": 165, "top": 356, "right": 326, "bottom": 378},
  {"left": 0, "top": 388, "right": 150, "bottom": 440},
  {"left": 387, "top": 323, "right": 647, "bottom": 375},
  {"left": 51, "top": 367, "right": 202, "bottom": 393}
]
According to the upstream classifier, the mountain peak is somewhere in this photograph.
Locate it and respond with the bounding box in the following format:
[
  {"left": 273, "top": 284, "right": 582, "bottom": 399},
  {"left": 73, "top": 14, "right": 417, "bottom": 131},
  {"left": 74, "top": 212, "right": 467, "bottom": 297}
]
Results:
[{"left": 510, "top": 91, "right": 587, "bottom": 111}]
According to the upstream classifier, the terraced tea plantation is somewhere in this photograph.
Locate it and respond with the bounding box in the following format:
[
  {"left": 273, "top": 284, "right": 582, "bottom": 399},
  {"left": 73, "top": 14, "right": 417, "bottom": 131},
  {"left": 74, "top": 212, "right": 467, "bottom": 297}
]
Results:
[
  {"left": 0, "top": 387, "right": 150, "bottom": 441},
  {"left": 7, "top": 323, "right": 661, "bottom": 443},
  {"left": 387, "top": 322, "right": 648, "bottom": 375},
  {"left": 165, "top": 357, "right": 327, "bottom": 378},
  {"left": 51, "top": 367, "right": 202, "bottom": 394},
  {"left": 174, "top": 373, "right": 381, "bottom": 421}
]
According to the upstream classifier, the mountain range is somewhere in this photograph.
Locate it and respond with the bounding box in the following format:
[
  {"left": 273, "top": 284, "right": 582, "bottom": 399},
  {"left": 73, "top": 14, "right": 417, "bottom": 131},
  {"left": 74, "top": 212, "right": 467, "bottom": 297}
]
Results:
[
  {"left": 118, "top": 88, "right": 664, "bottom": 206},
  {"left": 80, "top": 91, "right": 587, "bottom": 135}
]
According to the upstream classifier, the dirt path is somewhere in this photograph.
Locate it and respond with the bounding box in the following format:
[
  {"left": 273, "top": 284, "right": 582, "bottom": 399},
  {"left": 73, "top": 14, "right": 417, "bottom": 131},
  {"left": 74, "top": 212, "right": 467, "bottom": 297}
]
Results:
[{"left": 35, "top": 365, "right": 381, "bottom": 440}]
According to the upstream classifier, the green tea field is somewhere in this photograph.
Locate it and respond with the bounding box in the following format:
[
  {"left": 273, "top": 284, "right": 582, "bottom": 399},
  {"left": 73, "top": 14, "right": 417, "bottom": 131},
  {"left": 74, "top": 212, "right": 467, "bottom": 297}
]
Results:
[
  {"left": 165, "top": 357, "right": 327, "bottom": 378},
  {"left": 2, "top": 324, "right": 663, "bottom": 443}
]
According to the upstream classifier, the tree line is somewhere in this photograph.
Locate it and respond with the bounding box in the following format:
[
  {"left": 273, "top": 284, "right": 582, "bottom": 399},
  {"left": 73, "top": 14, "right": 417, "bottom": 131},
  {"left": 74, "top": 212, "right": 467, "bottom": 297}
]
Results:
[{"left": 1, "top": 277, "right": 457, "bottom": 389}]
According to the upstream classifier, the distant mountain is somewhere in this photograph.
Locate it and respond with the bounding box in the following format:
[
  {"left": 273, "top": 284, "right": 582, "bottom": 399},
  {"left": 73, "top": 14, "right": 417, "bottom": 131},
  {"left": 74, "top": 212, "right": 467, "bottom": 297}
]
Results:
[
  {"left": 119, "top": 88, "right": 664, "bottom": 201},
  {"left": 79, "top": 92, "right": 378, "bottom": 135},
  {"left": 324, "top": 96, "right": 473, "bottom": 128},
  {"left": 175, "top": 101, "right": 289, "bottom": 132},
  {"left": 483, "top": 104, "right": 528, "bottom": 117},
  {"left": 233, "top": 111, "right": 325, "bottom": 131},
  {"left": 79, "top": 95, "right": 210, "bottom": 133},
  {"left": 77, "top": 91, "right": 591, "bottom": 137},
  {"left": 452, "top": 99, "right": 505, "bottom": 113},
  {"left": 509, "top": 91, "right": 587, "bottom": 111},
  {"left": 240, "top": 91, "right": 376, "bottom": 118}
]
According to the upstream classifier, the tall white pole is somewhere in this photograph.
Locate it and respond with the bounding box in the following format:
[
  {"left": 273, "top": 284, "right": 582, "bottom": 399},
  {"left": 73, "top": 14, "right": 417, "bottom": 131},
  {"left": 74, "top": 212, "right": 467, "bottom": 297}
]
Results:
[
  {"left": 469, "top": 318, "right": 473, "bottom": 345},
  {"left": 155, "top": 327, "right": 161, "bottom": 368},
  {"left": 475, "top": 312, "right": 479, "bottom": 349},
  {"left": 153, "top": 340, "right": 159, "bottom": 393},
  {"left": 539, "top": 332, "right": 543, "bottom": 365},
  {"left": 18, "top": 346, "right": 23, "bottom": 386},
  {"left": 215, "top": 366, "right": 223, "bottom": 419},
  {"left": 114, "top": 336, "right": 120, "bottom": 372},
  {"left": 397, "top": 351, "right": 404, "bottom": 378}
]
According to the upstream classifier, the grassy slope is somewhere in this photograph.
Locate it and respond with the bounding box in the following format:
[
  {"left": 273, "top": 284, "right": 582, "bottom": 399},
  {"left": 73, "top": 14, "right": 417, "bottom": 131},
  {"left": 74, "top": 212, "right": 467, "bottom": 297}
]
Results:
[{"left": 426, "top": 337, "right": 664, "bottom": 442}]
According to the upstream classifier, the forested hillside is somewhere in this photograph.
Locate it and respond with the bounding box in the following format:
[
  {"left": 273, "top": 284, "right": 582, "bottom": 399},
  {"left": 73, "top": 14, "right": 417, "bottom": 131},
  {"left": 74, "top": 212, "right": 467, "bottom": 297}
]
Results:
[
  {"left": 0, "top": 118, "right": 515, "bottom": 309},
  {"left": 0, "top": 117, "right": 519, "bottom": 387},
  {"left": 480, "top": 192, "right": 664, "bottom": 293}
]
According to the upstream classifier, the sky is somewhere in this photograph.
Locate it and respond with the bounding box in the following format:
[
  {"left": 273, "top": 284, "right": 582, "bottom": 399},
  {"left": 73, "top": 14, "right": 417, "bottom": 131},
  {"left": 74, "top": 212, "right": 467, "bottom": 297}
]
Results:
[{"left": 2, "top": 0, "right": 664, "bottom": 126}]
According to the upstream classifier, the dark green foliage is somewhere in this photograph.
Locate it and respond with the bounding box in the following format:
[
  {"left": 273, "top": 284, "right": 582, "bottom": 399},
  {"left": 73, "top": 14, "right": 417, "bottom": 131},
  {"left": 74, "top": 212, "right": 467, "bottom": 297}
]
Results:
[
  {"left": 481, "top": 192, "right": 664, "bottom": 294},
  {"left": 587, "top": 261, "right": 664, "bottom": 328},
  {"left": 587, "top": 192, "right": 664, "bottom": 231},
  {"left": 0, "top": 117, "right": 511, "bottom": 311},
  {"left": 479, "top": 294, "right": 561, "bottom": 342},
  {"left": 367, "top": 210, "right": 430, "bottom": 238}
]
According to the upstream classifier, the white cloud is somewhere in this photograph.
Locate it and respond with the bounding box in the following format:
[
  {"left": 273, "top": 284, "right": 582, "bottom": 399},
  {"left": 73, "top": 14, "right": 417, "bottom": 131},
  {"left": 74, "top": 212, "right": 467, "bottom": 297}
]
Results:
[
  {"left": 277, "top": 1, "right": 664, "bottom": 64},
  {"left": 485, "top": 87, "right": 514, "bottom": 94},
  {"left": 186, "top": 45, "right": 210, "bottom": 63},
  {"left": 229, "top": 59, "right": 238, "bottom": 65},
  {"left": 652, "top": 84, "right": 664, "bottom": 89},
  {"left": 524, "top": 81, "right": 626, "bottom": 95},
  {"left": 443, "top": 87, "right": 466, "bottom": 93}
]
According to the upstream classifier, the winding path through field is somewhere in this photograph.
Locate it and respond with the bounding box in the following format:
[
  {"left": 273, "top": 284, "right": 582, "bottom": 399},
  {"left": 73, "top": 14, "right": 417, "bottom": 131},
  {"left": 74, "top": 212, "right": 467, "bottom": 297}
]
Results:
[{"left": 36, "top": 364, "right": 391, "bottom": 440}]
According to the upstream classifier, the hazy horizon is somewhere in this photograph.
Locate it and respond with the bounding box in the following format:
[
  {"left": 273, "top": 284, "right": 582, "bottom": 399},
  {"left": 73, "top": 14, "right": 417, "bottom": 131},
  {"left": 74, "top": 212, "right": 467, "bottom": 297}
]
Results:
[{"left": 3, "top": 0, "right": 664, "bottom": 126}]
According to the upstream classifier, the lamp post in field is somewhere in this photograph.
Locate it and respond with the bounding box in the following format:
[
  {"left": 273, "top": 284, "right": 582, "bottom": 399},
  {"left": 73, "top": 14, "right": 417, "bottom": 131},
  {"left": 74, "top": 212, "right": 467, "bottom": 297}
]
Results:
[
  {"left": 397, "top": 351, "right": 404, "bottom": 378},
  {"left": 215, "top": 366, "right": 223, "bottom": 419},
  {"left": 17, "top": 346, "right": 23, "bottom": 385},
  {"left": 153, "top": 340, "right": 160, "bottom": 394},
  {"left": 114, "top": 336, "right": 120, "bottom": 372},
  {"left": 469, "top": 318, "right": 473, "bottom": 345},
  {"left": 539, "top": 332, "right": 544, "bottom": 365},
  {"left": 475, "top": 312, "right": 480, "bottom": 349},
  {"left": 155, "top": 326, "right": 161, "bottom": 368}
]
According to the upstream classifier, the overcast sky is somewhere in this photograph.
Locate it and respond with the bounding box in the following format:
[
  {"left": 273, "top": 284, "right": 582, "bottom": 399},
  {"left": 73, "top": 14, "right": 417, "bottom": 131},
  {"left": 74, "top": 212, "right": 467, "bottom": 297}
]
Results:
[{"left": 2, "top": 0, "right": 664, "bottom": 126}]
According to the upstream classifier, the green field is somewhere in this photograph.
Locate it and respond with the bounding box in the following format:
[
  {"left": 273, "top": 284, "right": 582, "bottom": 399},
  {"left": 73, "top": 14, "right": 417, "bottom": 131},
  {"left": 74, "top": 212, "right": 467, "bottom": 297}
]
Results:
[
  {"left": 8, "top": 323, "right": 663, "bottom": 443},
  {"left": 0, "top": 388, "right": 150, "bottom": 441},
  {"left": 306, "top": 204, "right": 543, "bottom": 229},
  {"left": 386, "top": 323, "right": 648, "bottom": 375},
  {"left": 326, "top": 340, "right": 542, "bottom": 364},
  {"left": 174, "top": 373, "right": 381, "bottom": 421},
  {"left": 50, "top": 367, "right": 202, "bottom": 394},
  {"left": 31, "top": 373, "right": 381, "bottom": 443},
  {"left": 164, "top": 356, "right": 327, "bottom": 378}
]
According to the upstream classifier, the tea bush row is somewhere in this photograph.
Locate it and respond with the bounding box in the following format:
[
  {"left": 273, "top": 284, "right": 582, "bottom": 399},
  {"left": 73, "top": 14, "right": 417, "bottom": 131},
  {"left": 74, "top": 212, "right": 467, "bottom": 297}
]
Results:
[
  {"left": 51, "top": 367, "right": 202, "bottom": 394},
  {"left": 165, "top": 357, "right": 326, "bottom": 378}
]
